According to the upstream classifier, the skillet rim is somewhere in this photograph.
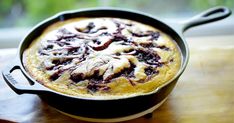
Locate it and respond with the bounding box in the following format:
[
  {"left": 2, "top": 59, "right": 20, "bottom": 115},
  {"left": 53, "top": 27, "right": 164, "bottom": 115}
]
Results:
[{"left": 17, "top": 7, "right": 189, "bottom": 100}]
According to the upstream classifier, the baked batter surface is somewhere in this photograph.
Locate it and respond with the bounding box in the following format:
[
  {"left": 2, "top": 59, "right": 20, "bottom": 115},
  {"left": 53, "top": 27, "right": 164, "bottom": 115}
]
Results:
[{"left": 23, "top": 18, "right": 181, "bottom": 98}]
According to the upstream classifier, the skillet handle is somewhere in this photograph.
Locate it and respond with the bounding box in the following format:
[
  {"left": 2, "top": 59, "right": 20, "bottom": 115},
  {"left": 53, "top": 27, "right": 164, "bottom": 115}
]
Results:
[
  {"left": 2, "top": 59, "right": 49, "bottom": 94},
  {"left": 181, "top": 6, "right": 231, "bottom": 32}
]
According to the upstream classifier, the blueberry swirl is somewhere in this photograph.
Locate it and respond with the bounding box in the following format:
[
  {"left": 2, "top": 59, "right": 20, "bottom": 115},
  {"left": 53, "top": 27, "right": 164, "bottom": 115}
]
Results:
[{"left": 23, "top": 18, "right": 181, "bottom": 97}]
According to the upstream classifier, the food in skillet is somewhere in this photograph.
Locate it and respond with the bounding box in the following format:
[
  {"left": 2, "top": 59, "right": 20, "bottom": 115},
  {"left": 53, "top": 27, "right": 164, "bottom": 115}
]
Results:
[{"left": 23, "top": 18, "right": 181, "bottom": 98}]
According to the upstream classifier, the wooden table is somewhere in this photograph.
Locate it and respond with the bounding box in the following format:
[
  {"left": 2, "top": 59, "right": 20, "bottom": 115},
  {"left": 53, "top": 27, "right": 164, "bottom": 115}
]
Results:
[{"left": 0, "top": 35, "right": 234, "bottom": 123}]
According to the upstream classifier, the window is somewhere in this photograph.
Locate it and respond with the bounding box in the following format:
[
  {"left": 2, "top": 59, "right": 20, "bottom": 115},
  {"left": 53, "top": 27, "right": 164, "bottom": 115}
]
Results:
[{"left": 0, "top": 0, "right": 233, "bottom": 48}]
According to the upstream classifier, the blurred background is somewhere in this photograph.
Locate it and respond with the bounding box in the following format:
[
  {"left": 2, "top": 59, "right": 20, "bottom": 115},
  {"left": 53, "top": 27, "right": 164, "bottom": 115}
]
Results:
[{"left": 0, "top": 0, "right": 233, "bottom": 48}]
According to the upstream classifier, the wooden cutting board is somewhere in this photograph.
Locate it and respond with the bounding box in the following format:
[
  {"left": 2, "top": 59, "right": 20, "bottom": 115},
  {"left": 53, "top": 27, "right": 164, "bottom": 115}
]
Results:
[{"left": 0, "top": 35, "right": 234, "bottom": 123}]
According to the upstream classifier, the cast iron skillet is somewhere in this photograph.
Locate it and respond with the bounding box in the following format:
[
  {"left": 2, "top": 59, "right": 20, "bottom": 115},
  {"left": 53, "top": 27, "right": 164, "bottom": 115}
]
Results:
[{"left": 2, "top": 6, "right": 231, "bottom": 122}]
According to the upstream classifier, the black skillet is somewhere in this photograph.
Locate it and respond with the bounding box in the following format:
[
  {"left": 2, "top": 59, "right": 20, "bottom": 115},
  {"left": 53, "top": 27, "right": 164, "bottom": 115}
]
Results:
[{"left": 2, "top": 6, "right": 231, "bottom": 122}]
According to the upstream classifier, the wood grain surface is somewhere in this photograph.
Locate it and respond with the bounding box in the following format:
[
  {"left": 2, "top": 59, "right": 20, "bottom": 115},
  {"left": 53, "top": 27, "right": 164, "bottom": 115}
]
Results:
[{"left": 0, "top": 35, "right": 233, "bottom": 123}]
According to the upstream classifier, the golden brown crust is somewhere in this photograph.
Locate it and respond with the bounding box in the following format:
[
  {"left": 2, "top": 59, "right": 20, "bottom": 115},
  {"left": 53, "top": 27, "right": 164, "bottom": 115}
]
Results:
[{"left": 23, "top": 17, "right": 181, "bottom": 99}]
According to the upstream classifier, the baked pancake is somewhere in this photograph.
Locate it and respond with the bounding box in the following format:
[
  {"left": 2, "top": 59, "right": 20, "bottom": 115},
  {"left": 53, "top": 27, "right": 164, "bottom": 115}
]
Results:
[{"left": 23, "top": 18, "right": 181, "bottom": 98}]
